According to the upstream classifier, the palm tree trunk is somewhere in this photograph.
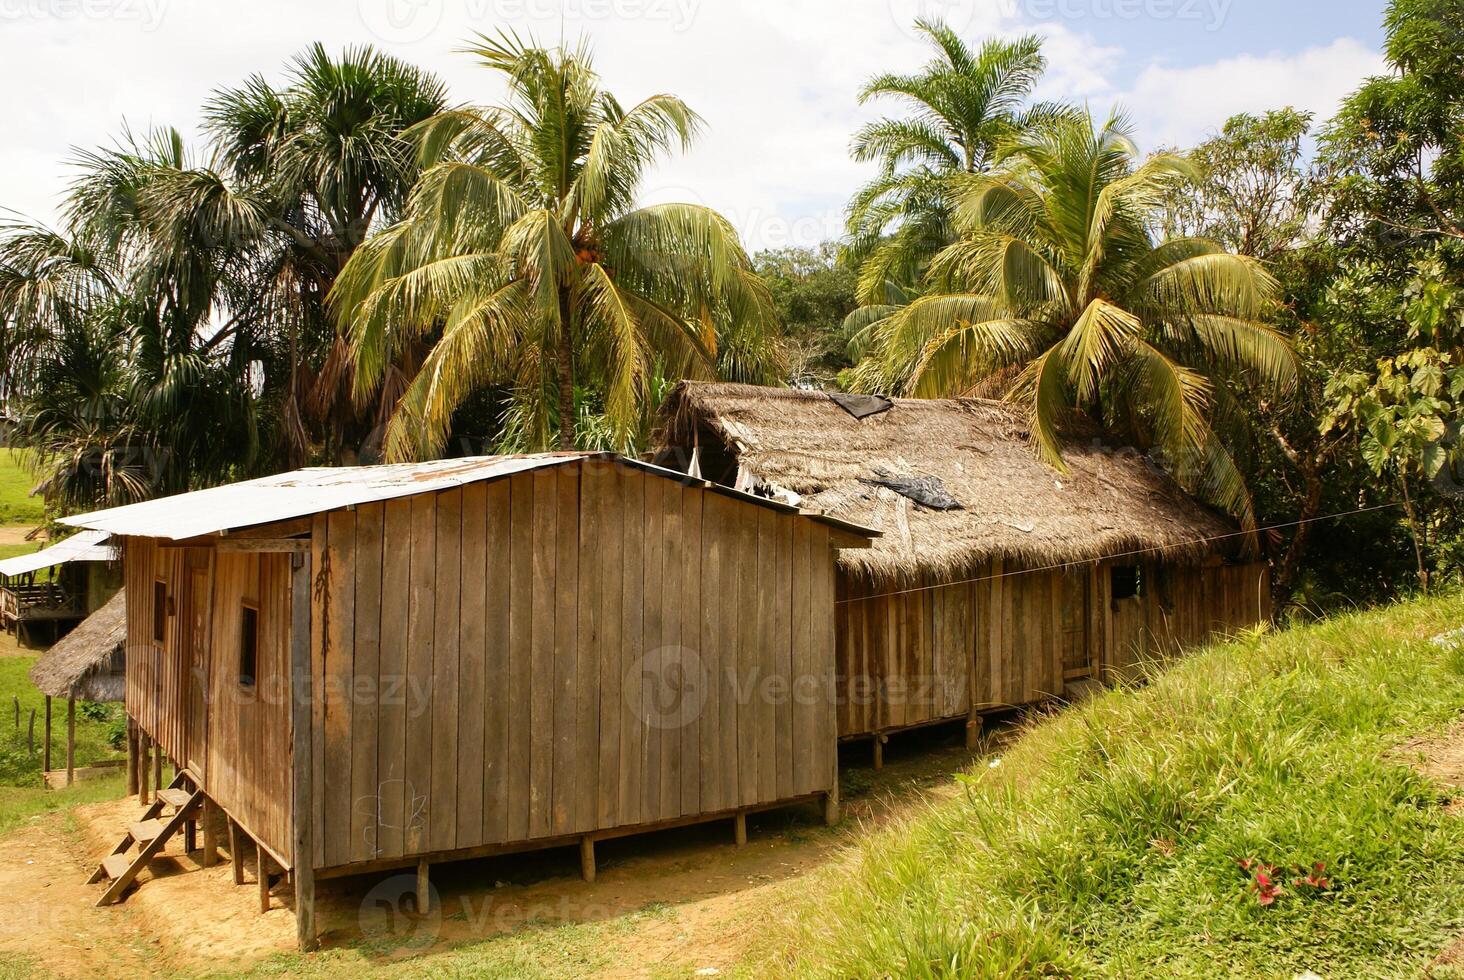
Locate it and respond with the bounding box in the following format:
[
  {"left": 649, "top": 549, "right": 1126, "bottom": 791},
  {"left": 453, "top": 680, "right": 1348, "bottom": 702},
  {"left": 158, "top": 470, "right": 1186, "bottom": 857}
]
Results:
[{"left": 557, "top": 287, "right": 575, "bottom": 451}]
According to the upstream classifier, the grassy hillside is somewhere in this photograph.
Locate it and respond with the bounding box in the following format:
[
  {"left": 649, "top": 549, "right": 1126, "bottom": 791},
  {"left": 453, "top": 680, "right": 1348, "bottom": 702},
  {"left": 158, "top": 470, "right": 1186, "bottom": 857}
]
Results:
[
  {"left": 777, "top": 594, "right": 1464, "bottom": 979},
  {"left": 0, "top": 450, "right": 44, "bottom": 526}
]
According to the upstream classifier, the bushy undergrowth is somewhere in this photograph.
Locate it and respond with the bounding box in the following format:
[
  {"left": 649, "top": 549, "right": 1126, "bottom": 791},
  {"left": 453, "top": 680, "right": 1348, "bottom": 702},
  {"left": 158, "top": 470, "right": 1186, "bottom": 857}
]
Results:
[{"left": 783, "top": 593, "right": 1464, "bottom": 979}]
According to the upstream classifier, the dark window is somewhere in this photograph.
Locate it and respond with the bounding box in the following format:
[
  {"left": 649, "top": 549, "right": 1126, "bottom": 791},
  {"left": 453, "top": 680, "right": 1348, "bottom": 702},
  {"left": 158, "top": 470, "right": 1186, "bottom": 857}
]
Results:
[
  {"left": 1110, "top": 565, "right": 1142, "bottom": 601},
  {"left": 152, "top": 581, "right": 167, "bottom": 644},
  {"left": 239, "top": 604, "right": 259, "bottom": 687}
]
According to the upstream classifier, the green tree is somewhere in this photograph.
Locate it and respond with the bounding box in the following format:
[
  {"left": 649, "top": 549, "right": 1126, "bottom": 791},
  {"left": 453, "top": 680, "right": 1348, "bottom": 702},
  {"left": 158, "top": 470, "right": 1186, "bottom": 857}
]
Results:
[
  {"left": 332, "top": 32, "right": 777, "bottom": 459},
  {"left": 752, "top": 244, "right": 857, "bottom": 384},
  {"left": 844, "top": 21, "right": 1055, "bottom": 305},
  {"left": 850, "top": 109, "right": 1298, "bottom": 531}
]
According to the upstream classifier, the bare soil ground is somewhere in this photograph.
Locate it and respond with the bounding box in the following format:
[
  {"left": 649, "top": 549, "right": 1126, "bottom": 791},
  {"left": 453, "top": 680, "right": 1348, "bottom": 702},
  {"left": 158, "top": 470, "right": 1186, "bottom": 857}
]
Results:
[
  {"left": 1407, "top": 718, "right": 1464, "bottom": 978},
  {"left": 0, "top": 726, "right": 980, "bottom": 978}
]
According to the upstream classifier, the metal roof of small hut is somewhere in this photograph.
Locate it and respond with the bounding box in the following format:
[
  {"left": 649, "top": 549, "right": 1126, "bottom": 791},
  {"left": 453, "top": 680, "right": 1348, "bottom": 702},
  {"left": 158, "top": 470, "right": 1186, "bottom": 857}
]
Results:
[
  {"left": 28, "top": 591, "right": 126, "bottom": 702},
  {"left": 0, "top": 529, "right": 116, "bottom": 578},
  {"left": 660, "top": 382, "right": 1241, "bottom": 580},
  {"left": 61, "top": 450, "right": 877, "bottom": 541}
]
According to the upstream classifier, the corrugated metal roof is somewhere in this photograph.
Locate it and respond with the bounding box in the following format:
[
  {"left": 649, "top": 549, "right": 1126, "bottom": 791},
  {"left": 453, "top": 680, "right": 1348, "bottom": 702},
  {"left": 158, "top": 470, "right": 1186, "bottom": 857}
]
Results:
[
  {"left": 60, "top": 452, "right": 880, "bottom": 541},
  {"left": 0, "top": 528, "right": 117, "bottom": 577}
]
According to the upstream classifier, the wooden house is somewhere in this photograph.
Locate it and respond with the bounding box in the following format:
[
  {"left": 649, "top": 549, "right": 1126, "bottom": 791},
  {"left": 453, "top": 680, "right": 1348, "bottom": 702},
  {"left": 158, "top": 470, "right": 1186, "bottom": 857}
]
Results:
[
  {"left": 657, "top": 383, "right": 1273, "bottom": 762},
  {"left": 0, "top": 529, "right": 121, "bottom": 644},
  {"left": 61, "top": 451, "right": 875, "bottom": 948}
]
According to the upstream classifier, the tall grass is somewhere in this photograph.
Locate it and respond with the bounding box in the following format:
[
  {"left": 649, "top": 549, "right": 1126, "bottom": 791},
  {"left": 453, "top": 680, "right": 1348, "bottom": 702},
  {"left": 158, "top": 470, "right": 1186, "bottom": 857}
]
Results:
[
  {"left": 0, "top": 450, "right": 43, "bottom": 526},
  {"left": 780, "top": 593, "right": 1464, "bottom": 979}
]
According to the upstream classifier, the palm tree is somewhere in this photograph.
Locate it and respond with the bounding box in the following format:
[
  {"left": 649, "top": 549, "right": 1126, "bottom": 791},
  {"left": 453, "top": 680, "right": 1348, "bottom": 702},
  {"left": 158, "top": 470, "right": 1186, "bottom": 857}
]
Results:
[
  {"left": 849, "top": 110, "right": 1298, "bottom": 531},
  {"left": 332, "top": 32, "right": 777, "bottom": 458},
  {"left": 845, "top": 21, "right": 1056, "bottom": 306}
]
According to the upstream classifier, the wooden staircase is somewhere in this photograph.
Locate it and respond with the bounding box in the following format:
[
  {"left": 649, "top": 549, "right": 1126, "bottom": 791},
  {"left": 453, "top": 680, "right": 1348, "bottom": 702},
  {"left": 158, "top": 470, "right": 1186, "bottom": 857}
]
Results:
[{"left": 90, "top": 772, "right": 204, "bottom": 906}]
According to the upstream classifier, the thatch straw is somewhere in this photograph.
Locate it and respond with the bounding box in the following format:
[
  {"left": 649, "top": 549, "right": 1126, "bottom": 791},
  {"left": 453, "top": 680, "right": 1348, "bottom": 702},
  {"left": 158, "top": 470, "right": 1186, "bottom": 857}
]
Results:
[
  {"left": 28, "top": 591, "right": 125, "bottom": 702},
  {"left": 659, "top": 382, "right": 1238, "bottom": 581}
]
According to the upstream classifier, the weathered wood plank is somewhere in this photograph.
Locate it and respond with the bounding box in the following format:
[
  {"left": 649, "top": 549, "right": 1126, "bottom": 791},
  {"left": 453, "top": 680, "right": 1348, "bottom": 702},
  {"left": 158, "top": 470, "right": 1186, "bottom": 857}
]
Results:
[
  {"left": 678, "top": 484, "right": 703, "bottom": 816},
  {"left": 553, "top": 467, "right": 581, "bottom": 834},
  {"left": 529, "top": 470, "right": 558, "bottom": 840},
  {"left": 404, "top": 494, "right": 437, "bottom": 855},
  {"left": 617, "top": 468, "right": 645, "bottom": 828},
  {"left": 323, "top": 513, "right": 356, "bottom": 868},
  {"left": 349, "top": 504, "right": 384, "bottom": 865},
  {"left": 658, "top": 478, "right": 683, "bottom": 821},
  {"left": 457, "top": 482, "right": 487, "bottom": 851},
  {"left": 594, "top": 461, "right": 623, "bottom": 830},
  {"left": 640, "top": 474, "right": 664, "bottom": 823},
  {"left": 376, "top": 499, "right": 411, "bottom": 861},
  {"left": 507, "top": 473, "right": 534, "bottom": 843},
  {"left": 430, "top": 488, "right": 462, "bottom": 854},
  {"left": 482, "top": 479, "right": 512, "bottom": 846},
  {"left": 697, "top": 489, "right": 723, "bottom": 814}
]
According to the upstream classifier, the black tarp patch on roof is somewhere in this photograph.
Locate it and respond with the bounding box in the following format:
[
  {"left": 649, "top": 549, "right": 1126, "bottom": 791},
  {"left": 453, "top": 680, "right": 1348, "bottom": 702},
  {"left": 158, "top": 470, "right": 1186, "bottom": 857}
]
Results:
[
  {"left": 859, "top": 469, "right": 963, "bottom": 511},
  {"left": 829, "top": 392, "right": 894, "bottom": 420}
]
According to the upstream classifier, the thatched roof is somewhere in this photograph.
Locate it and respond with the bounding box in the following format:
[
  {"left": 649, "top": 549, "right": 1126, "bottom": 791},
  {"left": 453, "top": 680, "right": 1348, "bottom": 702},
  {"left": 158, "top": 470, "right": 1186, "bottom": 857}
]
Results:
[
  {"left": 29, "top": 591, "right": 125, "bottom": 701},
  {"left": 659, "top": 382, "right": 1240, "bottom": 581}
]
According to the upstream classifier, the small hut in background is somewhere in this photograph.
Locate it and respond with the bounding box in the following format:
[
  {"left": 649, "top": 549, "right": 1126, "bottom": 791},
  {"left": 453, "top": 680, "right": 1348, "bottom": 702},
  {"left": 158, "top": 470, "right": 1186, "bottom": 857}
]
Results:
[
  {"left": 0, "top": 529, "right": 121, "bottom": 644},
  {"left": 28, "top": 591, "right": 127, "bottom": 787},
  {"left": 658, "top": 382, "right": 1273, "bottom": 761}
]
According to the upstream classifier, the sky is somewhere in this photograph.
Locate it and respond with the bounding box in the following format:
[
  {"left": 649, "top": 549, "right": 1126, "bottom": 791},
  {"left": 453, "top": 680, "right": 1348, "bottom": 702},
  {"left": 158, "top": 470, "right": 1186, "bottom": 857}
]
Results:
[{"left": 0, "top": 0, "right": 1390, "bottom": 251}]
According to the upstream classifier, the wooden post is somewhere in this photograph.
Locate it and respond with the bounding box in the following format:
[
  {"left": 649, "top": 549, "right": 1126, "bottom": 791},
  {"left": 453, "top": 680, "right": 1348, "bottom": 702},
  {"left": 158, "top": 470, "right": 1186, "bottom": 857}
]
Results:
[
  {"left": 65, "top": 698, "right": 75, "bottom": 787},
  {"left": 288, "top": 550, "right": 317, "bottom": 950},
  {"left": 416, "top": 858, "right": 431, "bottom": 914},
  {"left": 965, "top": 712, "right": 983, "bottom": 751},
  {"left": 872, "top": 734, "right": 885, "bottom": 771},
  {"left": 125, "top": 720, "right": 137, "bottom": 797},
  {"left": 151, "top": 740, "right": 161, "bottom": 792},
  {"left": 26, "top": 708, "right": 34, "bottom": 755},
  {"left": 229, "top": 820, "right": 244, "bottom": 885},
  {"left": 42, "top": 697, "right": 51, "bottom": 776},
  {"left": 138, "top": 733, "right": 151, "bottom": 804},
  {"left": 823, "top": 787, "right": 840, "bottom": 827},
  {"left": 257, "top": 847, "right": 271, "bottom": 913},
  {"left": 13, "top": 695, "right": 19, "bottom": 729},
  {"left": 733, "top": 812, "right": 747, "bottom": 847},
  {"left": 201, "top": 798, "right": 219, "bottom": 867},
  {"left": 579, "top": 837, "right": 596, "bottom": 883}
]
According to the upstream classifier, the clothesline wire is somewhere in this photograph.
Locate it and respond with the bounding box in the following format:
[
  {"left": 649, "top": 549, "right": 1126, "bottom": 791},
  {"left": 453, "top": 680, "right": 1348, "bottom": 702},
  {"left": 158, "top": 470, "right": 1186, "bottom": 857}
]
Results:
[{"left": 834, "top": 500, "right": 1404, "bottom": 606}]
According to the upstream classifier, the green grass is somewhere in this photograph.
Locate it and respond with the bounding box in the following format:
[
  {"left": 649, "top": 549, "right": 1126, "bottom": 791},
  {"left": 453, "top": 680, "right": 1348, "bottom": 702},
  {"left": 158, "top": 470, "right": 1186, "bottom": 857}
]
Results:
[
  {"left": 773, "top": 592, "right": 1464, "bottom": 979},
  {"left": 0, "top": 656, "right": 123, "bottom": 797},
  {"left": 0, "top": 449, "right": 43, "bottom": 526}
]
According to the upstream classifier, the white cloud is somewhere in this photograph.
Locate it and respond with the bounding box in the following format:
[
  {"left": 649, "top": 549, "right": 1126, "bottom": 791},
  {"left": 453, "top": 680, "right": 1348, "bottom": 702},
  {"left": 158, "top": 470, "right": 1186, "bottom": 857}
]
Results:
[
  {"left": 1117, "top": 37, "right": 1387, "bottom": 150},
  {"left": 0, "top": 0, "right": 1384, "bottom": 249}
]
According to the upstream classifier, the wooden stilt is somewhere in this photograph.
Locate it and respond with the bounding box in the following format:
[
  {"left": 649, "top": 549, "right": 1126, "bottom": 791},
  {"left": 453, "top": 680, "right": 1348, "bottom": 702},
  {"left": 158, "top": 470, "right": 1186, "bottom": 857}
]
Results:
[
  {"left": 201, "top": 799, "right": 219, "bottom": 867},
  {"left": 415, "top": 858, "right": 431, "bottom": 914},
  {"left": 823, "top": 787, "right": 840, "bottom": 827},
  {"left": 151, "top": 741, "right": 162, "bottom": 793},
  {"left": 138, "top": 734, "right": 151, "bottom": 804},
  {"left": 872, "top": 734, "right": 885, "bottom": 771},
  {"left": 228, "top": 820, "right": 244, "bottom": 885},
  {"left": 257, "top": 848, "right": 272, "bottom": 913},
  {"left": 733, "top": 812, "right": 747, "bottom": 846},
  {"left": 42, "top": 697, "right": 51, "bottom": 777},
  {"left": 124, "top": 718, "right": 137, "bottom": 796},
  {"left": 65, "top": 698, "right": 75, "bottom": 787},
  {"left": 579, "top": 836, "right": 596, "bottom": 883},
  {"left": 965, "top": 711, "right": 983, "bottom": 750}
]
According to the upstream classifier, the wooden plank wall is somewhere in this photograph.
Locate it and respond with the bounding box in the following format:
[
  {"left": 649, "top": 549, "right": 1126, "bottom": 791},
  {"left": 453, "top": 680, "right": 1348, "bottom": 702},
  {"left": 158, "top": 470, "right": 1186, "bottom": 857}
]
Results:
[
  {"left": 310, "top": 459, "right": 839, "bottom": 874},
  {"left": 204, "top": 551, "right": 294, "bottom": 860},
  {"left": 123, "top": 539, "right": 295, "bottom": 862},
  {"left": 833, "top": 558, "right": 1273, "bottom": 737},
  {"left": 1107, "top": 560, "right": 1272, "bottom": 675}
]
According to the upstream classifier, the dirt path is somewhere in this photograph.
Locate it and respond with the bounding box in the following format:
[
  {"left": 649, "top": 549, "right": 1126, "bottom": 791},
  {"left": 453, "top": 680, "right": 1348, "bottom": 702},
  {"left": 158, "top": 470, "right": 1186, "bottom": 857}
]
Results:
[
  {"left": 0, "top": 526, "right": 40, "bottom": 547},
  {"left": 0, "top": 733, "right": 977, "bottom": 978}
]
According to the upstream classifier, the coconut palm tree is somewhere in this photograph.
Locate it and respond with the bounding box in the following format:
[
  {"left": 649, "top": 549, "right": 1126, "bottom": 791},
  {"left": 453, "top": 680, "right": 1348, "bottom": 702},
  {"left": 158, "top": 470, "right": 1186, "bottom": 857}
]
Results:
[
  {"left": 849, "top": 110, "right": 1298, "bottom": 531},
  {"left": 332, "top": 32, "right": 777, "bottom": 458},
  {"left": 845, "top": 21, "right": 1057, "bottom": 306}
]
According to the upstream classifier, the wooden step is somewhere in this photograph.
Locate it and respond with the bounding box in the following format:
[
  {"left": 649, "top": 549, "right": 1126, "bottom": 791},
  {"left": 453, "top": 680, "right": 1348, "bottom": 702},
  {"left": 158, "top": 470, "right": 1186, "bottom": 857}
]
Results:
[
  {"left": 100, "top": 854, "right": 134, "bottom": 881},
  {"left": 128, "top": 819, "right": 168, "bottom": 845},
  {"left": 156, "top": 787, "right": 192, "bottom": 808}
]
